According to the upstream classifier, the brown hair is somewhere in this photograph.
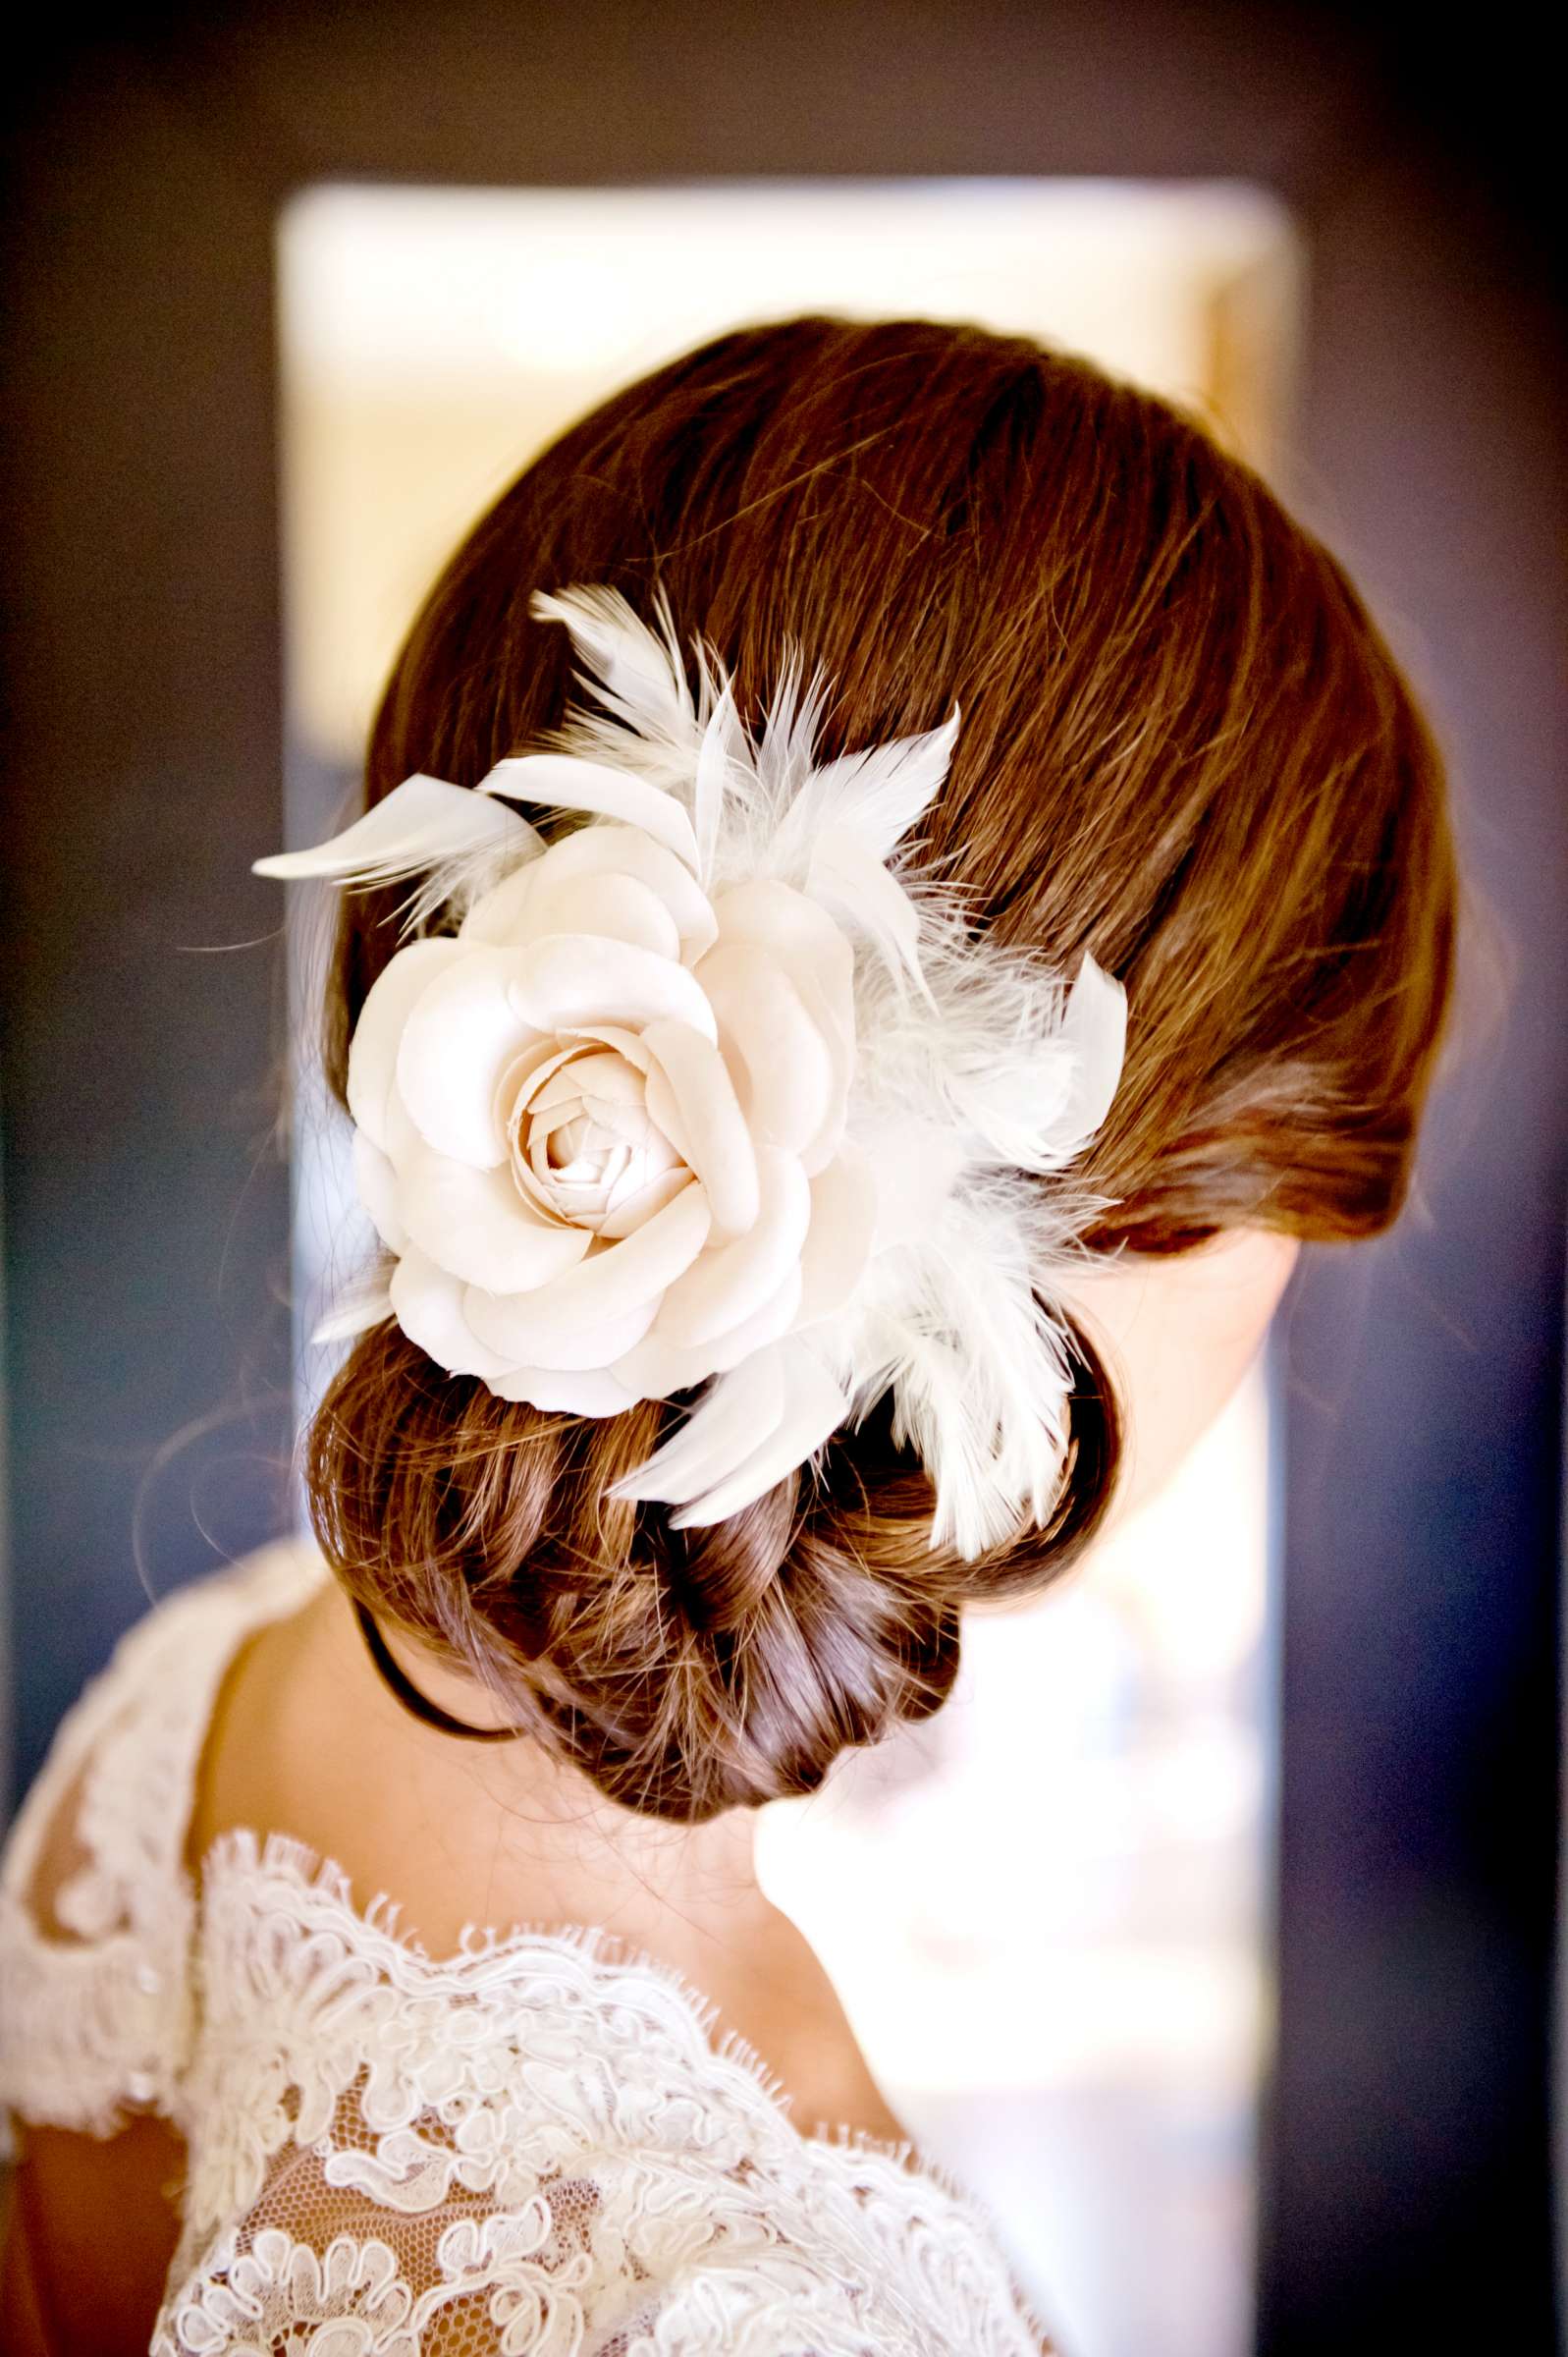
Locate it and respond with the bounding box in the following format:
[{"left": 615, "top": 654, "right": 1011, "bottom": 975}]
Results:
[{"left": 306, "top": 315, "right": 1455, "bottom": 1821}]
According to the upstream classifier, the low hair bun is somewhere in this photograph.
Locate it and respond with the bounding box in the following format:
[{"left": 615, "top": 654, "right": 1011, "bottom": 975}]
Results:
[{"left": 306, "top": 1313, "right": 1118, "bottom": 1823}]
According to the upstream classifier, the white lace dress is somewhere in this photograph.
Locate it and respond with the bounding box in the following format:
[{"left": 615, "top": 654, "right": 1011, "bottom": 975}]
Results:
[{"left": 0, "top": 1541, "right": 1052, "bottom": 2354}]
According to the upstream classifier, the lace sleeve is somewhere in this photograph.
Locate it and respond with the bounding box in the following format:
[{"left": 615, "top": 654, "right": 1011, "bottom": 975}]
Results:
[
  {"left": 0, "top": 1544, "right": 324, "bottom": 2146},
  {"left": 153, "top": 2079, "right": 1055, "bottom": 2357},
  {"left": 0, "top": 1690, "right": 192, "bottom": 2145}
]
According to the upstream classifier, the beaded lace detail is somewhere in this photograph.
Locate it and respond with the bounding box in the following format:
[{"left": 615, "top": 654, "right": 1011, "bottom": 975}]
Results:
[{"left": 0, "top": 1546, "right": 1052, "bottom": 2354}]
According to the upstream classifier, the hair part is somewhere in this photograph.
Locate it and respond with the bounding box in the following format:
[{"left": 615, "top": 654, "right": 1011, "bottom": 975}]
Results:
[{"left": 308, "top": 314, "right": 1456, "bottom": 1821}]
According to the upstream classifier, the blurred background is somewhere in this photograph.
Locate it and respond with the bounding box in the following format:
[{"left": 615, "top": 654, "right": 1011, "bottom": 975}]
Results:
[{"left": 1, "top": 9, "right": 1562, "bottom": 2355}]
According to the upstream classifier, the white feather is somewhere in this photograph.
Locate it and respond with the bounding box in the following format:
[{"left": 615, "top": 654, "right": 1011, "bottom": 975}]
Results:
[
  {"left": 835, "top": 1182, "right": 1078, "bottom": 1559},
  {"left": 753, "top": 656, "right": 835, "bottom": 810},
  {"left": 692, "top": 682, "right": 744, "bottom": 887},
  {"left": 309, "top": 1281, "right": 395, "bottom": 1345},
  {"left": 806, "top": 826, "right": 939, "bottom": 1010},
  {"left": 253, "top": 774, "right": 543, "bottom": 934},
  {"left": 1048, "top": 955, "right": 1130, "bottom": 1160},
  {"left": 528, "top": 583, "right": 712, "bottom": 804},
  {"left": 775, "top": 706, "right": 960, "bottom": 871},
  {"left": 477, "top": 752, "right": 701, "bottom": 873},
  {"left": 530, "top": 584, "right": 692, "bottom": 736},
  {"left": 667, "top": 1337, "right": 849, "bottom": 1528}
]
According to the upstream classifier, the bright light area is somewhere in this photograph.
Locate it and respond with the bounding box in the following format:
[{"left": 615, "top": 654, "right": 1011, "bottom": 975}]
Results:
[
  {"left": 276, "top": 177, "right": 1300, "bottom": 2357},
  {"left": 277, "top": 178, "right": 1299, "bottom": 765},
  {"left": 758, "top": 1364, "right": 1271, "bottom": 2093},
  {"left": 758, "top": 1356, "right": 1273, "bottom": 2357}
]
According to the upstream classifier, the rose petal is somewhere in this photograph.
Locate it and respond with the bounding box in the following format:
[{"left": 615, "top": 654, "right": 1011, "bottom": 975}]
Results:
[
  {"left": 522, "top": 869, "right": 681, "bottom": 961},
  {"left": 639, "top": 1017, "right": 759, "bottom": 1239},
  {"left": 490, "top": 1363, "right": 646, "bottom": 1415},
  {"left": 545, "top": 1048, "right": 645, "bottom": 1109},
  {"left": 689, "top": 942, "right": 834, "bottom": 1160},
  {"left": 614, "top": 1262, "right": 802, "bottom": 1397},
  {"left": 495, "top": 1037, "right": 590, "bottom": 1146},
  {"left": 463, "top": 1287, "right": 661, "bottom": 1373},
  {"left": 507, "top": 932, "right": 717, "bottom": 1043},
  {"left": 397, "top": 1139, "right": 593, "bottom": 1292},
  {"left": 536, "top": 1184, "right": 606, "bottom": 1223},
  {"left": 650, "top": 1147, "right": 811, "bottom": 1350},
  {"left": 347, "top": 937, "right": 464, "bottom": 1154},
  {"left": 397, "top": 946, "right": 542, "bottom": 1170},
  {"left": 711, "top": 878, "right": 857, "bottom": 1170},
  {"left": 458, "top": 862, "right": 538, "bottom": 948},
  {"left": 461, "top": 1178, "right": 712, "bottom": 1362},
  {"left": 576, "top": 1091, "right": 658, "bottom": 1152},
  {"left": 712, "top": 876, "right": 856, "bottom": 1027},
  {"left": 525, "top": 1050, "right": 640, "bottom": 1119},
  {"left": 598, "top": 1161, "right": 696, "bottom": 1241},
  {"left": 504, "top": 1046, "right": 620, "bottom": 1225},
  {"left": 686, "top": 1261, "right": 803, "bottom": 1369},
  {"left": 483, "top": 822, "right": 718, "bottom": 959},
  {"left": 478, "top": 754, "right": 701, "bottom": 873},
  {"left": 390, "top": 1245, "right": 515, "bottom": 1381},
  {"left": 555, "top": 1021, "right": 653, "bottom": 1073},
  {"left": 794, "top": 1144, "right": 879, "bottom": 1326},
  {"left": 352, "top": 1129, "right": 407, "bottom": 1254}
]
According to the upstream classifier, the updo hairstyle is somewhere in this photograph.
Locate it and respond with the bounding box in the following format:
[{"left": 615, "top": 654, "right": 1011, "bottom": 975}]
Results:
[{"left": 306, "top": 316, "right": 1456, "bottom": 1822}]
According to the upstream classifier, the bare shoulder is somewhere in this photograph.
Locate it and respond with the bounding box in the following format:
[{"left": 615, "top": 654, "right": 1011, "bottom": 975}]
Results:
[{"left": 730, "top": 1899, "right": 910, "bottom": 2146}]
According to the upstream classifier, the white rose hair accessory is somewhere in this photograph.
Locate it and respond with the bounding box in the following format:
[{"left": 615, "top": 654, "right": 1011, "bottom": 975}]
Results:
[{"left": 256, "top": 587, "right": 1127, "bottom": 1560}]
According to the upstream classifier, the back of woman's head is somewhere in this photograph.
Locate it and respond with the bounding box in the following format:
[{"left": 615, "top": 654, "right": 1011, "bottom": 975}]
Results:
[{"left": 306, "top": 313, "right": 1456, "bottom": 1822}]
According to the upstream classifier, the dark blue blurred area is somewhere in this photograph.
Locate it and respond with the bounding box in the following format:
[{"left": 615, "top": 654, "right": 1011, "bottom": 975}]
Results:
[{"left": 0, "top": 7, "right": 1562, "bottom": 2351}]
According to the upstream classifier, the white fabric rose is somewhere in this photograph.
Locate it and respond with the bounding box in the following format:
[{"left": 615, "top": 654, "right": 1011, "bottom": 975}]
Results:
[
  {"left": 257, "top": 584, "right": 1128, "bottom": 1553},
  {"left": 348, "top": 820, "right": 878, "bottom": 1419}
]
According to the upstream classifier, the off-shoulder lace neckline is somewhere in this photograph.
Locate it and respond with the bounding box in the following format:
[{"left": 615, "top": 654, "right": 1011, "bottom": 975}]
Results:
[
  {"left": 181, "top": 1558, "right": 908, "bottom": 2160},
  {"left": 194, "top": 1817, "right": 936, "bottom": 2177}
]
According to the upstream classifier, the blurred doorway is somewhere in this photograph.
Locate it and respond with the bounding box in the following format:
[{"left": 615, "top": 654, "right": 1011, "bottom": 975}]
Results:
[{"left": 276, "top": 176, "right": 1302, "bottom": 2357}]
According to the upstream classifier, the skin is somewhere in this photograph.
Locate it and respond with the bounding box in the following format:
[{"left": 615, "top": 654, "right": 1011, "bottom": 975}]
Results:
[
  {"left": 1058, "top": 1226, "right": 1302, "bottom": 1532},
  {"left": 0, "top": 1225, "right": 1299, "bottom": 2356}
]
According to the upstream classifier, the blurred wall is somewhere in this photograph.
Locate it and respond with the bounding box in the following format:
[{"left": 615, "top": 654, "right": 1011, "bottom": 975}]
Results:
[{"left": 1, "top": 6, "right": 1562, "bottom": 2349}]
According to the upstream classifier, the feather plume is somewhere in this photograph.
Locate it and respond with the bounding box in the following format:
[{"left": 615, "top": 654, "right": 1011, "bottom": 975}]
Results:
[
  {"left": 1050, "top": 955, "right": 1130, "bottom": 1158},
  {"left": 528, "top": 584, "right": 713, "bottom": 802},
  {"left": 253, "top": 774, "right": 542, "bottom": 935},
  {"left": 478, "top": 752, "right": 701, "bottom": 873},
  {"left": 530, "top": 583, "right": 692, "bottom": 733},
  {"left": 771, "top": 707, "right": 960, "bottom": 871},
  {"left": 821, "top": 1178, "right": 1077, "bottom": 1558},
  {"left": 309, "top": 1280, "right": 395, "bottom": 1345},
  {"left": 806, "top": 825, "right": 938, "bottom": 1010}
]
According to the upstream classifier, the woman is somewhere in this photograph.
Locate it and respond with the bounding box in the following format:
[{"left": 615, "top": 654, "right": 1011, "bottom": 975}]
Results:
[{"left": 0, "top": 314, "right": 1454, "bottom": 2353}]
